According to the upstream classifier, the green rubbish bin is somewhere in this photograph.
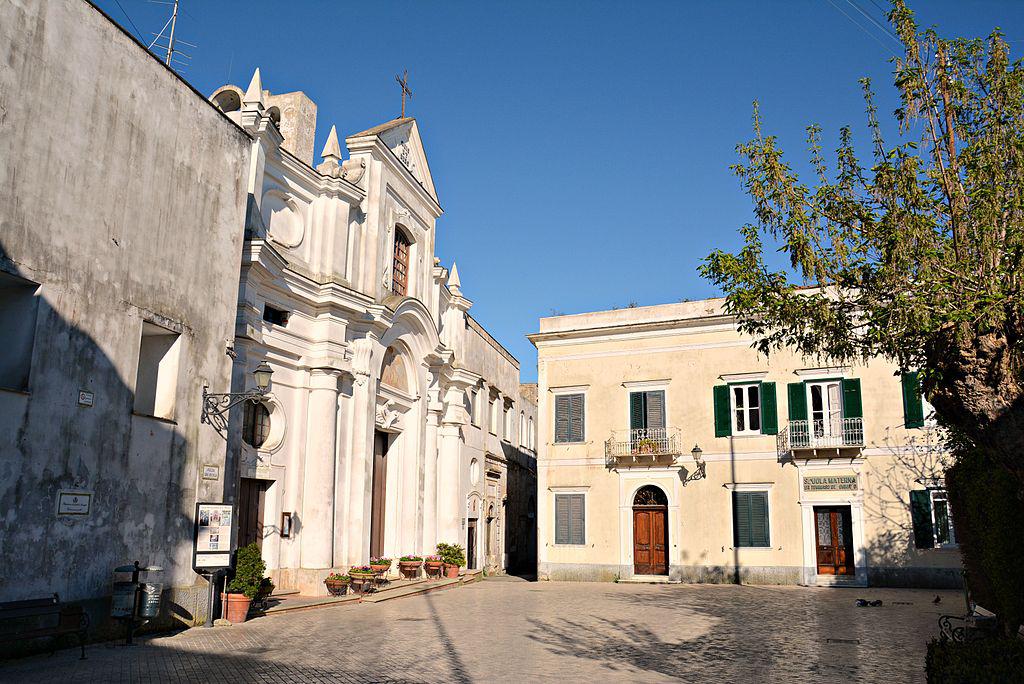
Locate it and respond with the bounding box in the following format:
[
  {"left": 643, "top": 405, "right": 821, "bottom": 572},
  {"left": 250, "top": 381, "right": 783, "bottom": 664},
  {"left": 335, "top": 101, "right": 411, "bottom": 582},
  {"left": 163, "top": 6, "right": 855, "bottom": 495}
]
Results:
[{"left": 138, "top": 583, "right": 164, "bottom": 619}]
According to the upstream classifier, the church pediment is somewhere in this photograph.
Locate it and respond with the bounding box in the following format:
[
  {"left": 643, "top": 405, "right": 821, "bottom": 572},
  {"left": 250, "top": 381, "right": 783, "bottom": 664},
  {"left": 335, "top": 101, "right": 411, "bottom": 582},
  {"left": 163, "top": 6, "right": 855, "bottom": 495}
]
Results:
[{"left": 350, "top": 118, "right": 437, "bottom": 201}]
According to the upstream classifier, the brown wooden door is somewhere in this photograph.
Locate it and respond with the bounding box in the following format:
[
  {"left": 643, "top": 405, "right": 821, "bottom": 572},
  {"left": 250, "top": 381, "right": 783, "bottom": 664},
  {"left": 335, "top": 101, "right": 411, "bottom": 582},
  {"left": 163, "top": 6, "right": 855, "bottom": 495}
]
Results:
[
  {"left": 238, "top": 478, "right": 267, "bottom": 549},
  {"left": 370, "top": 431, "right": 389, "bottom": 559},
  {"left": 814, "top": 506, "right": 854, "bottom": 575},
  {"left": 633, "top": 508, "right": 668, "bottom": 575}
]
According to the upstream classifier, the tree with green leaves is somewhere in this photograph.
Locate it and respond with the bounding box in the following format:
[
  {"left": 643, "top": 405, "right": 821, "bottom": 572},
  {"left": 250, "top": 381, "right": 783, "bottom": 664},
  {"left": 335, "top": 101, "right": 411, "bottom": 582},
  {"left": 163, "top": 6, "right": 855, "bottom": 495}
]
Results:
[{"left": 701, "top": 0, "right": 1023, "bottom": 483}]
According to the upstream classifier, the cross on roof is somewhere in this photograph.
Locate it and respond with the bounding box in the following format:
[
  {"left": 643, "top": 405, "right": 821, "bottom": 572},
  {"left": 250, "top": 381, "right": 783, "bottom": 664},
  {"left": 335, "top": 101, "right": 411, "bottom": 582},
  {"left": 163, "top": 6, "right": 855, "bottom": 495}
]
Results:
[{"left": 395, "top": 70, "right": 413, "bottom": 119}]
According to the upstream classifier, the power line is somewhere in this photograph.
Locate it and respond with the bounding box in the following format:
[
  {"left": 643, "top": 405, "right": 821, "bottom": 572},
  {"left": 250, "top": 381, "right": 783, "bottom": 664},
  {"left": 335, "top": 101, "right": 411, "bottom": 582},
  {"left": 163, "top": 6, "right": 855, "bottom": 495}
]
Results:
[
  {"left": 111, "top": 0, "right": 146, "bottom": 44},
  {"left": 845, "top": 0, "right": 903, "bottom": 47},
  {"left": 825, "top": 0, "right": 899, "bottom": 58}
]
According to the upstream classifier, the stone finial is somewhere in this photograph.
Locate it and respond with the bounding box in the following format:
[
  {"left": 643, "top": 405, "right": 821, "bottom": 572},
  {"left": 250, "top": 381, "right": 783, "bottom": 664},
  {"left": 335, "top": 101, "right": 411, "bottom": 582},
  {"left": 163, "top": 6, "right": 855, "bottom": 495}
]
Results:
[
  {"left": 449, "top": 262, "right": 462, "bottom": 294},
  {"left": 243, "top": 68, "right": 264, "bottom": 106},
  {"left": 321, "top": 125, "right": 342, "bottom": 162}
]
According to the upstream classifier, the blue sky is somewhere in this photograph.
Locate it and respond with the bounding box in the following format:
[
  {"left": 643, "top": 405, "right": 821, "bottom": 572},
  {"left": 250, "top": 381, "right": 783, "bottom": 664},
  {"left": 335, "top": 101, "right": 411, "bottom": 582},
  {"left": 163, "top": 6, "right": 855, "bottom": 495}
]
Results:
[{"left": 94, "top": 0, "right": 1024, "bottom": 382}]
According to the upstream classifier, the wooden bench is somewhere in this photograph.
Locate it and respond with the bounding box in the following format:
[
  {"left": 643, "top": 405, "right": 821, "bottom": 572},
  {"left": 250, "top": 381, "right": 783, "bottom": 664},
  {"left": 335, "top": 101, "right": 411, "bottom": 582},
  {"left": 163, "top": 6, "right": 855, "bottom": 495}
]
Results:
[{"left": 0, "top": 593, "right": 89, "bottom": 659}]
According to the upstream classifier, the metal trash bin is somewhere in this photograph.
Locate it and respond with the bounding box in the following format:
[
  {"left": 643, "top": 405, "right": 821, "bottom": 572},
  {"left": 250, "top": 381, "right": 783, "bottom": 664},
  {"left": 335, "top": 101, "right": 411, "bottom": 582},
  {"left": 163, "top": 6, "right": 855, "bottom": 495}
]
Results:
[
  {"left": 111, "top": 581, "right": 137, "bottom": 619},
  {"left": 138, "top": 583, "right": 164, "bottom": 619}
]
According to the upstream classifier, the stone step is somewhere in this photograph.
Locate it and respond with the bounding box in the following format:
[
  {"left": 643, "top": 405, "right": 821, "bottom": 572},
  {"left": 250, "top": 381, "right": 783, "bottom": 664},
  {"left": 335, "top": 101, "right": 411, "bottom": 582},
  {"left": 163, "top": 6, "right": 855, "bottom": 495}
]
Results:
[
  {"left": 260, "top": 593, "right": 360, "bottom": 615},
  {"left": 360, "top": 577, "right": 460, "bottom": 603},
  {"left": 617, "top": 576, "right": 680, "bottom": 584}
]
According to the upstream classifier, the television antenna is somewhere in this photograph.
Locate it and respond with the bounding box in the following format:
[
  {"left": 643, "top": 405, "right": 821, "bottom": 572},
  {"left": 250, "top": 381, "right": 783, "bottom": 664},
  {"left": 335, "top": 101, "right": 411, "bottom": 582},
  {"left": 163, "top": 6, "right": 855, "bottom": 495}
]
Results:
[{"left": 148, "top": 0, "right": 196, "bottom": 72}]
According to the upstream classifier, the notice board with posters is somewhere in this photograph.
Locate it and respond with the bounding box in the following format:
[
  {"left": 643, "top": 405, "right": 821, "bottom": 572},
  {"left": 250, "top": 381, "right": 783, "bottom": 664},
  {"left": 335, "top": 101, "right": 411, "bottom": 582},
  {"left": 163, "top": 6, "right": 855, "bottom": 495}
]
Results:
[{"left": 192, "top": 502, "right": 235, "bottom": 571}]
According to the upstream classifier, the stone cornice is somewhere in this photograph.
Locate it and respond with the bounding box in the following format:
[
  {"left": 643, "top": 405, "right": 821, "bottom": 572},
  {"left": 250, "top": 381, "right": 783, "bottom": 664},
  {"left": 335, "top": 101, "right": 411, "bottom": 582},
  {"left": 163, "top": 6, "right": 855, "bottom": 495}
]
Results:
[{"left": 528, "top": 314, "right": 737, "bottom": 347}]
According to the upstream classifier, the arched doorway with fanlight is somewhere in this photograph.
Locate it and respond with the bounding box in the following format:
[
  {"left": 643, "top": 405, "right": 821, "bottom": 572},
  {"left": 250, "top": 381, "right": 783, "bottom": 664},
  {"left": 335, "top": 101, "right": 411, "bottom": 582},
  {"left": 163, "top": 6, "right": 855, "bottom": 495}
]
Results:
[{"left": 632, "top": 485, "right": 669, "bottom": 575}]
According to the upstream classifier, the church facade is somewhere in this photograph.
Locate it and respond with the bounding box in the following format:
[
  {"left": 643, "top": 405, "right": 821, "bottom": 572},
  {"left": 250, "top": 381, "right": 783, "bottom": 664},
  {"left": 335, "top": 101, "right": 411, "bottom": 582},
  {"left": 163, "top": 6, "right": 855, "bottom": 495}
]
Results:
[{"left": 210, "top": 71, "right": 536, "bottom": 594}]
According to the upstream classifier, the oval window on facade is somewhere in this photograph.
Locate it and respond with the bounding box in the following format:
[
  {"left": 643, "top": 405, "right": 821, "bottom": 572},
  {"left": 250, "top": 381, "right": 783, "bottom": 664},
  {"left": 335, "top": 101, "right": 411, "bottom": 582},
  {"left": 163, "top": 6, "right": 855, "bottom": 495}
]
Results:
[{"left": 243, "top": 401, "right": 271, "bottom": 448}]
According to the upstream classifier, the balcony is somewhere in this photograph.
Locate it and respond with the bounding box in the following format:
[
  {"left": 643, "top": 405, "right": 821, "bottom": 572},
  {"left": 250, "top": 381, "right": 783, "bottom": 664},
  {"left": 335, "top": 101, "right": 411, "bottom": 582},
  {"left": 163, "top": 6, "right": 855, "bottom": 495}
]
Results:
[
  {"left": 605, "top": 427, "right": 682, "bottom": 467},
  {"left": 777, "top": 418, "right": 865, "bottom": 456}
]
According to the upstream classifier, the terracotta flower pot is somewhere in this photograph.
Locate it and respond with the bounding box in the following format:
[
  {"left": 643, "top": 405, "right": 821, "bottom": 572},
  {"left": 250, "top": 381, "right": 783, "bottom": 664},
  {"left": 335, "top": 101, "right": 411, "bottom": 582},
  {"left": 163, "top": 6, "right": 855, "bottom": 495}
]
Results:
[
  {"left": 424, "top": 561, "right": 443, "bottom": 578},
  {"left": 443, "top": 564, "right": 460, "bottom": 579},
  {"left": 370, "top": 563, "right": 391, "bottom": 574},
  {"left": 221, "top": 592, "right": 252, "bottom": 624},
  {"left": 398, "top": 561, "right": 422, "bottom": 579},
  {"left": 324, "top": 579, "right": 349, "bottom": 596}
]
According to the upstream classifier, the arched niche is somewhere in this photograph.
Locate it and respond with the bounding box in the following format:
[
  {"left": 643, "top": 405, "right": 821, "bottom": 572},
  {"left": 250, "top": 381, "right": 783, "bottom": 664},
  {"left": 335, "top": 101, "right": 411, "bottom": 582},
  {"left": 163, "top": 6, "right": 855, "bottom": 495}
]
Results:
[{"left": 379, "top": 345, "right": 411, "bottom": 393}]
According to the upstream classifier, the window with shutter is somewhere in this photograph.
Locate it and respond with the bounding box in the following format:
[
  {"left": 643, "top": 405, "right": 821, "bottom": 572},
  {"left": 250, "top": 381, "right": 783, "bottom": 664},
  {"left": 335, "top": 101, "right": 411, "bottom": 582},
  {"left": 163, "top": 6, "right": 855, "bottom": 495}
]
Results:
[
  {"left": 554, "top": 493, "right": 585, "bottom": 545},
  {"left": 554, "top": 393, "right": 585, "bottom": 443},
  {"left": 733, "top": 491, "right": 770, "bottom": 547},
  {"left": 910, "top": 489, "right": 935, "bottom": 549},
  {"left": 730, "top": 383, "right": 762, "bottom": 435},
  {"left": 902, "top": 372, "right": 925, "bottom": 429},
  {"left": 629, "top": 390, "right": 666, "bottom": 431}
]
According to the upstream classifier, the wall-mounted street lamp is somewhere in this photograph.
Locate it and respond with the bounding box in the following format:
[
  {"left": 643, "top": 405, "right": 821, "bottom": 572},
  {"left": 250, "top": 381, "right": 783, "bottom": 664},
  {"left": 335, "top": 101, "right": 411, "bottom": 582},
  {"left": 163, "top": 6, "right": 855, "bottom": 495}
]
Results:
[
  {"left": 201, "top": 361, "right": 274, "bottom": 431},
  {"left": 683, "top": 443, "right": 707, "bottom": 484}
]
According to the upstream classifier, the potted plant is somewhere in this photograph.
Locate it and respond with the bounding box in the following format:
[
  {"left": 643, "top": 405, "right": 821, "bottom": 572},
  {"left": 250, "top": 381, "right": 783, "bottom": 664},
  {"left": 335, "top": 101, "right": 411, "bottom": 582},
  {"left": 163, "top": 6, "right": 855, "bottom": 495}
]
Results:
[
  {"left": 436, "top": 543, "right": 465, "bottom": 579},
  {"left": 369, "top": 557, "right": 392, "bottom": 574},
  {"left": 424, "top": 554, "right": 444, "bottom": 578},
  {"left": 222, "top": 542, "right": 268, "bottom": 623},
  {"left": 348, "top": 565, "right": 375, "bottom": 593},
  {"left": 324, "top": 572, "right": 350, "bottom": 596},
  {"left": 634, "top": 437, "right": 658, "bottom": 455},
  {"left": 398, "top": 555, "right": 423, "bottom": 579}
]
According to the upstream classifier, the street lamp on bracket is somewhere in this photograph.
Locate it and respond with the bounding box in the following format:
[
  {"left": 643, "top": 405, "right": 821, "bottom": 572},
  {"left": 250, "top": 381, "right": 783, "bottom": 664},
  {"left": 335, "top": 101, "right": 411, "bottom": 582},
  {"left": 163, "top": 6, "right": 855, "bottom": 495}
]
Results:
[
  {"left": 201, "top": 361, "right": 274, "bottom": 432},
  {"left": 682, "top": 443, "right": 707, "bottom": 484}
]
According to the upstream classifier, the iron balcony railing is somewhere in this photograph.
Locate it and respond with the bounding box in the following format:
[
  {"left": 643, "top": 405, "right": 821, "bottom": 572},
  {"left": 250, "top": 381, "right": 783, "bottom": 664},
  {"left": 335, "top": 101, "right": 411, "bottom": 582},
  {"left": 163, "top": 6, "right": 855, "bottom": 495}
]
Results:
[
  {"left": 605, "top": 427, "right": 682, "bottom": 466},
  {"left": 777, "top": 417, "right": 865, "bottom": 452}
]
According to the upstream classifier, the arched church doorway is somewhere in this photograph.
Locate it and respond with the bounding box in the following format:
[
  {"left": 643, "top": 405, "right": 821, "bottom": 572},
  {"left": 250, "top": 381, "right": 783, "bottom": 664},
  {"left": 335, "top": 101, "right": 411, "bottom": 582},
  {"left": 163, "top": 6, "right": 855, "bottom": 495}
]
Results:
[{"left": 632, "top": 485, "right": 669, "bottom": 575}]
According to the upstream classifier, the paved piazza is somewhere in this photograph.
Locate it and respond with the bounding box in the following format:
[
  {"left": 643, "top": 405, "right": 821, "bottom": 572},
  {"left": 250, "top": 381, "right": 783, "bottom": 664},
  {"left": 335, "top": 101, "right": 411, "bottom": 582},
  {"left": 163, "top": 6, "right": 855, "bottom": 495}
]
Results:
[{"left": 0, "top": 579, "right": 959, "bottom": 683}]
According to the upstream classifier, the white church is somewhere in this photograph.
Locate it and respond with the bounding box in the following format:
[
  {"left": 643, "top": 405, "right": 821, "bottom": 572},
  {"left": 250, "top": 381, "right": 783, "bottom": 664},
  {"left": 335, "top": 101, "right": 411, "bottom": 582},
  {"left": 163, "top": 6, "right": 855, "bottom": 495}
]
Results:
[{"left": 210, "top": 70, "right": 537, "bottom": 594}]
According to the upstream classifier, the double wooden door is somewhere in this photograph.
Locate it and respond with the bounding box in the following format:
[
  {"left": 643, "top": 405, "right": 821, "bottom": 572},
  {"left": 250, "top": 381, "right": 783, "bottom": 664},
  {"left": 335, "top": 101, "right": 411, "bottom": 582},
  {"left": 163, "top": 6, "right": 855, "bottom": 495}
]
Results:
[
  {"left": 633, "top": 507, "right": 668, "bottom": 575},
  {"left": 238, "top": 477, "right": 268, "bottom": 549},
  {"left": 814, "top": 506, "right": 854, "bottom": 575}
]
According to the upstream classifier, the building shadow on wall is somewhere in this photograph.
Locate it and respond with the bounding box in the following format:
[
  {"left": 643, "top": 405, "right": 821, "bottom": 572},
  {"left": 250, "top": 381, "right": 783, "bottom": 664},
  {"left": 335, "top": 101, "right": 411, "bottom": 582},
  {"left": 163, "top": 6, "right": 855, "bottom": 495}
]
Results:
[
  {"left": 0, "top": 240, "right": 201, "bottom": 644},
  {"left": 499, "top": 440, "right": 537, "bottom": 579},
  {"left": 860, "top": 426, "right": 961, "bottom": 588}
]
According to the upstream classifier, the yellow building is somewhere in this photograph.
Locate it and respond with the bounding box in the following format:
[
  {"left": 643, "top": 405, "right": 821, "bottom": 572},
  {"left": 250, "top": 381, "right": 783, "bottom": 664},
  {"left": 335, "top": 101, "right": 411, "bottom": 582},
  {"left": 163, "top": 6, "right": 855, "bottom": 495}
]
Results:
[{"left": 528, "top": 299, "right": 962, "bottom": 588}]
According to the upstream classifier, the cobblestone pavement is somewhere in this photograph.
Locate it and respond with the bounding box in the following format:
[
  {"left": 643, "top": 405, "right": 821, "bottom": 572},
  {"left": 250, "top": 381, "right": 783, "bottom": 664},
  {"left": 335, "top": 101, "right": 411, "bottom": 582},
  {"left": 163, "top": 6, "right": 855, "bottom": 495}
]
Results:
[{"left": 0, "top": 580, "right": 959, "bottom": 683}]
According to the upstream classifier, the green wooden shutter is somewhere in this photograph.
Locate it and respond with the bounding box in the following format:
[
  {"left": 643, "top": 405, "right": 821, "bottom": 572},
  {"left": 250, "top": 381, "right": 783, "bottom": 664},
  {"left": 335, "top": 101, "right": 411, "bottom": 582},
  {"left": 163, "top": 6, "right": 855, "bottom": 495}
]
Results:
[
  {"left": 902, "top": 372, "right": 925, "bottom": 429},
  {"left": 646, "top": 390, "right": 665, "bottom": 430},
  {"left": 910, "top": 490, "right": 935, "bottom": 549},
  {"left": 555, "top": 495, "right": 570, "bottom": 544},
  {"left": 760, "top": 382, "right": 778, "bottom": 435},
  {"left": 569, "top": 394, "right": 585, "bottom": 442},
  {"left": 554, "top": 395, "right": 570, "bottom": 443},
  {"left": 732, "top": 492, "right": 750, "bottom": 547},
  {"left": 787, "top": 382, "right": 807, "bottom": 421},
  {"left": 630, "top": 392, "right": 645, "bottom": 431},
  {"left": 713, "top": 385, "right": 731, "bottom": 437},
  {"left": 750, "top": 492, "right": 770, "bottom": 547},
  {"left": 842, "top": 378, "right": 863, "bottom": 419},
  {"left": 569, "top": 493, "right": 585, "bottom": 545}
]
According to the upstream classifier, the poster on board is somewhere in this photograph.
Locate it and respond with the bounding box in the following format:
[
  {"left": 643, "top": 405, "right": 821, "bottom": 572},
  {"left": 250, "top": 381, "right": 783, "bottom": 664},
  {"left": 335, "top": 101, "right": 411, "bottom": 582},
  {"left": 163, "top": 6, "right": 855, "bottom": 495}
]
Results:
[{"left": 192, "top": 502, "right": 235, "bottom": 572}]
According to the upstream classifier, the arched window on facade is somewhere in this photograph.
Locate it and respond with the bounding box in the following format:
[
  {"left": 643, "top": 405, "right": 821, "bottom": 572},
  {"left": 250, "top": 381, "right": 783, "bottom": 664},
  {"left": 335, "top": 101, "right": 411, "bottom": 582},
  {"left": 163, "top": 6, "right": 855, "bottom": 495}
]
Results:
[
  {"left": 379, "top": 346, "right": 410, "bottom": 392},
  {"left": 528, "top": 416, "right": 535, "bottom": 450},
  {"left": 391, "top": 227, "right": 411, "bottom": 296},
  {"left": 243, "top": 400, "right": 271, "bottom": 448},
  {"left": 520, "top": 411, "right": 526, "bottom": 447}
]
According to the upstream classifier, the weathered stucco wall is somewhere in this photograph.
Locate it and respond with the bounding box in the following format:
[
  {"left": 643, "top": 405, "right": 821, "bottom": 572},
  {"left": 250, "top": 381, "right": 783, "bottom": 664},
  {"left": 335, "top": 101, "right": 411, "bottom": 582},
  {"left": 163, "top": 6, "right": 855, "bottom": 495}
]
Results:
[{"left": 0, "top": 0, "right": 250, "bottom": 625}]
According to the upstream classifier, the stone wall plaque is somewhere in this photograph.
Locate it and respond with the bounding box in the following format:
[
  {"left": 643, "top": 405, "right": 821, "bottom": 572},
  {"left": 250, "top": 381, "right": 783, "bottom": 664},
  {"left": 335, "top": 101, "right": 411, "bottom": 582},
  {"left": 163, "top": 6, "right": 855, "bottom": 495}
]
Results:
[
  {"left": 57, "top": 490, "right": 92, "bottom": 516},
  {"left": 201, "top": 465, "right": 220, "bottom": 481}
]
